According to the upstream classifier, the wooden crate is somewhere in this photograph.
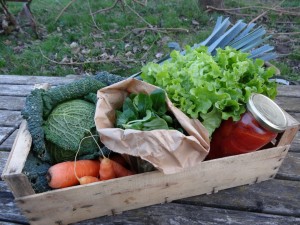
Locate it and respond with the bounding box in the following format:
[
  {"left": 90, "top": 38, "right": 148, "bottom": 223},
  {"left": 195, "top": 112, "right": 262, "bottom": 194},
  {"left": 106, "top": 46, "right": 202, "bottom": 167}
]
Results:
[{"left": 1, "top": 111, "right": 299, "bottom": 225}]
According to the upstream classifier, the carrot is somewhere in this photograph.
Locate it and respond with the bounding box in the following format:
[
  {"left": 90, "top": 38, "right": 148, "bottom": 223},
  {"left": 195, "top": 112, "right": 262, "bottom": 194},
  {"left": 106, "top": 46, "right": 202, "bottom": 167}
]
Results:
[
  {"left": 99, "top": 158, "right": 116, "bottom": 181},
  {"left": 47, "top": 160, "right": 100, "bottom": 189},
  {"left": 111, "top": 160, "right": 135, "bottom": 177},
  {"left": 78, "top": 176, "right": 99, "bottom": 185}
]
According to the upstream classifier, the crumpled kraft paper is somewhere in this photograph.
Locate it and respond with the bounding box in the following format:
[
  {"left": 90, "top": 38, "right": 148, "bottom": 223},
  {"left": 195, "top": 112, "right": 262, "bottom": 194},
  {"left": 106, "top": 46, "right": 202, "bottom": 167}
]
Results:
[{"left": 94, "top": 78, "right": 210, "bottom": 174}]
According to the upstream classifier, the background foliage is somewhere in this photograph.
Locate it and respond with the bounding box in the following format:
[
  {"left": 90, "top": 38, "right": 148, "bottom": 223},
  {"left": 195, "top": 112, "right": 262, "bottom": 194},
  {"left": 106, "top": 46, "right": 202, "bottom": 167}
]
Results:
[{"left": 0, "top": 0, "right": 299, "bottom": 81}]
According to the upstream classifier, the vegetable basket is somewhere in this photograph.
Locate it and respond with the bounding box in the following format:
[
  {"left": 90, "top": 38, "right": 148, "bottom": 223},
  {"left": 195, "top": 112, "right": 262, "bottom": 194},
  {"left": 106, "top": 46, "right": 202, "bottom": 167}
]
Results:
[{"left": 1, "top": 110, "right": 299, "bottom": 224}]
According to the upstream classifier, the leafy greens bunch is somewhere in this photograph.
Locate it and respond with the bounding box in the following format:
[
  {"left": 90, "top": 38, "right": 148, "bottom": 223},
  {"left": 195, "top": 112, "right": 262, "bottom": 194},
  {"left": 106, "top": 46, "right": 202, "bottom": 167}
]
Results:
[
  {"left": 116, "top": 89, "right": 181, "bottom": 131},
  {"left": 141, "top": 46, "right": 277, "bottom": 136}
]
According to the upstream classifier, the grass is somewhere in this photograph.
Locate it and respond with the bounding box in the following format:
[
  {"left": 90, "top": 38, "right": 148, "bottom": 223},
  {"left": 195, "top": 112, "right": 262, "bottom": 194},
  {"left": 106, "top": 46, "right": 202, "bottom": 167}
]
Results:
[{"left": 0, "top": 0, "right": 299, "bottom": 81}]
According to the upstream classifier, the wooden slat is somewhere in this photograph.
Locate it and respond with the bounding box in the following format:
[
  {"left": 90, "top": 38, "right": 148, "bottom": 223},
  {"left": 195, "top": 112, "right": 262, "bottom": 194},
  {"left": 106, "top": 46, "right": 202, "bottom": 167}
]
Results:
[
  {"left": 0, "top": 221, "right": 22, "bottom": 225},
  {"left": 0, "top": 111, "right": 22, "bottom": 127},
  {"left": 0, "top": 129, "right": 17, "bottom": 151},
  {"left": 0, "top": 181, "right": 9, "bottom": 192},
  {"left": 0, "top": 191, "right": 29, "bottom": 224},
  {"left": 2, "top": 121, "right": 35, "bottom": 198},
  {"left": 0, "top": 75, "right": 82, "bottom": 85},
  {"left": 277, "top": 85, "right": 300, "bottom": 98},
  {"left": 0, "top": 85, "right": 34, "bottom": 97},
  {"left": 0, "top": 127, "right": 15, "bottom": 144},
  {"left": 275, "top": 97, "right": 300, "bottom": 113},
  {"left": 0, "top": 152, "right": 9, "bottom": 178},
  {"left": 72, "top": 203, "right": 300, "bottom": 225},
  {"left": 175, "top": 179, "right": 300, "bottom": 217},
  {"left": 290, "top": 132, "right": 299, "bottom": 152},
  {"left": 287, "top": 113, "right": 300, "bottom": 124},
  {"left": 276, "top": 152, "right": 300, "bottom": 181},
  {"left": 2, "top": 121, "right": 31, "bottom": 175},
  {"left": 0, "top": 96, "right": 25, "bottom": 111},
  {"left": 277, "top": 126, "right": 299, "bottom": 148}
]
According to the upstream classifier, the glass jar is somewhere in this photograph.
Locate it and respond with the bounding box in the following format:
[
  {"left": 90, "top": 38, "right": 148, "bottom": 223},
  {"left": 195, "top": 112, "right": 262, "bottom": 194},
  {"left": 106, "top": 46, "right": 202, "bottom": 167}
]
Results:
[{"left": 206, "top": 93, "right": 287, "bottom": 160}]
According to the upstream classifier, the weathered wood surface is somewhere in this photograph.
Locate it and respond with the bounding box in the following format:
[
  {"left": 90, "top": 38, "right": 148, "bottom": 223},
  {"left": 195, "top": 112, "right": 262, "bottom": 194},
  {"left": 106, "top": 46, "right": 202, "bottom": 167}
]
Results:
[
  {"left": 276, "top": 152, "right": 300, "bottom": 181},
  {"left": 175, "top": 179, "right": 300, "bottom": 217},
  {"left": 0, "top": 96, "right": 25, "bottom": 111},
  {"left": 0, "top": 111, "right": 22, "bottom": 127},
  {"left": 0, "top": 129, "right": 18, "bottom": 152},
  {"left": 0, "top": 75, "right": 82, "bottom": 85},
  {"left": 0, "top": 75, "right": 299, "bottom": 225},
  {"left": 0, "top": 127, "right": 15, "bottom": 145}
]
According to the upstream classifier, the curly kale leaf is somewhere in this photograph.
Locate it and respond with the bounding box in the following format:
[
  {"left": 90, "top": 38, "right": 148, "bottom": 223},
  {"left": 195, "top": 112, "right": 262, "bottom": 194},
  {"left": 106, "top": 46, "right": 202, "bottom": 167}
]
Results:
[
  {"left": 94, "top": 71, "right": 126, "bottom": 85},
  {"left": 84, "top": 93, "right": 98, "bottom": 104},
  {"left": 23, "top": 151, "right": 51, "bottom": 193},
  {"left": 21, "top": 88, "right": 51, "bottom": 162}
]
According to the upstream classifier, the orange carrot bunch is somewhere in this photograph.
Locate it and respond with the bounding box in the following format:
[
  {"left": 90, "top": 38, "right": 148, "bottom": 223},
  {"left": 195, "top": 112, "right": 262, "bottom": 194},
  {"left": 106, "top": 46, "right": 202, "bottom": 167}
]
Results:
[
  {"left": 46, "top": 159, "right": 100, "bottom": 189},
  {"left": 46, "top": 154, "right": 135, "bottom": 189}
]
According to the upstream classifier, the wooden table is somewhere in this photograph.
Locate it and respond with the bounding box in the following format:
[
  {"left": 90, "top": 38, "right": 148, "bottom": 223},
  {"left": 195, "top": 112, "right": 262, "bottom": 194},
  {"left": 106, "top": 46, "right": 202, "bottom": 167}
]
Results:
[{"left": 0, "top": 75, "right": 299, "bottom": 225}]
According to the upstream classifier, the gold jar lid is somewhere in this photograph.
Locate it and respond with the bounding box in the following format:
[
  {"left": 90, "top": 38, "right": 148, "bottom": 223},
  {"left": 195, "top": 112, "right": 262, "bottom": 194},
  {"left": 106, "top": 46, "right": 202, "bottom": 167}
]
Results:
[{"left": 247, "top": 93, "right": 287, "bottom": 132}]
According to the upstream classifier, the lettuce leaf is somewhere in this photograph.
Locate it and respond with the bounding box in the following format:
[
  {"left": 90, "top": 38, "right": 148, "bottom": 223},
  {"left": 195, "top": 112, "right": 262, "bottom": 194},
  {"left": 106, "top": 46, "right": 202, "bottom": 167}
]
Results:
[{"left": 141, "top": 46, "right": 277, "bottom": 136}]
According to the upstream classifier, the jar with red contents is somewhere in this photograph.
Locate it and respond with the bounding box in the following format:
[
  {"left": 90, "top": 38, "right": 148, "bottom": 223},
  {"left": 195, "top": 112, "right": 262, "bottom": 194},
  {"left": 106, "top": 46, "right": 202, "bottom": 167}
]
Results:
[{"left": 206, "top": 93, "right": 287, "bottom": 160}]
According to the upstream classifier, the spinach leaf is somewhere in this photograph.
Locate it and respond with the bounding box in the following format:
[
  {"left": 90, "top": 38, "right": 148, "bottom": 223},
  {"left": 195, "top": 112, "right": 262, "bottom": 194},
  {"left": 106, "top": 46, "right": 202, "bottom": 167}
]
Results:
[
  {"left": 122, "top": 110, "right": 153, "bottom": 129},
  {"left": 123, "top": 97, "right": 138, "bottom": 116},
  {"left": 126, "top": 110, "right": 153, "bottom": 125},
  {"left": 162, "top": 115, "right": 173, "bottom": 125},
  {"left": 150, "top": 89, "right": 167, "bottom": 116},
  {"left": 133, "top": 93, "right": 152, "bottom": 116},
  {"left": 116, "top": 90, "right": 184, "bottom": 132},
  {"left": 122, "top": 121, "right": 144, "bottom": 130},
  {"left": 142, "top": 117, "right": 169, "bottom": 131},
  {"left": 116, "top": 109, "right": 138, "bottom": 128}
]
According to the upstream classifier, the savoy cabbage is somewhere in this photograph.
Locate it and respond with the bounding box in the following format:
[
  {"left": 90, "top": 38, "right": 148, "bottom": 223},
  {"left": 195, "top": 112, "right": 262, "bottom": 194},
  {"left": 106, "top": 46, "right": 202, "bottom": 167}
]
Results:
[{"left": 43, "top": 99, "right": 101, "bottom": 163}]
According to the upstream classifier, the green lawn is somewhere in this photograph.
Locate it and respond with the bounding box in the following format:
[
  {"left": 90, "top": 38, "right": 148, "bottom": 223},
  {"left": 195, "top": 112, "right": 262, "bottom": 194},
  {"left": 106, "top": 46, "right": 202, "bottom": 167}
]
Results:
[{"left": 0, "top": 0, "right": 299, "bottom": 81}]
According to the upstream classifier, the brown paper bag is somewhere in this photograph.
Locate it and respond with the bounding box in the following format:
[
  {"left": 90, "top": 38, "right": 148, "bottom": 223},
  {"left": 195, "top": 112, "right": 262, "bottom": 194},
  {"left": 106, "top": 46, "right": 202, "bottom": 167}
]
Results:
[{"left": 95, "top": 78, "right": 210, "bottom": 174}]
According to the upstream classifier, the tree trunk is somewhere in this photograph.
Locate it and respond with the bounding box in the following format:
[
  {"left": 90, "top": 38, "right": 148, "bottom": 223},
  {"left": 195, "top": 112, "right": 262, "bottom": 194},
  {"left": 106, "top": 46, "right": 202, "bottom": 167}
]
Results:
[{"left": 198, "top": 0, "right": 224, "bottom": 10}]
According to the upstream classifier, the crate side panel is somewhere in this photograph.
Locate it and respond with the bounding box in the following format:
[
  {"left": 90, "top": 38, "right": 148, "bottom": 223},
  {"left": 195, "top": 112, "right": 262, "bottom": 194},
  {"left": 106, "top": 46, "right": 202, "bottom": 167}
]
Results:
[
  {"left": 277, "top": 111, "right": 300, "bottom": 146},
  {"left": 4, "top": 174, "right": 35, "bottom": 198},
  {"left": 278, "top": 126, "right": 299, "bottom": 147},
  {"left": 2, "top": 120, "right": 32, "bottom": 176},
  {"left": 1, "top": 120, "right": 34, "bottom": 197},
  {"left": 15, "top": 146, "right": 288, "bottom": 225}
]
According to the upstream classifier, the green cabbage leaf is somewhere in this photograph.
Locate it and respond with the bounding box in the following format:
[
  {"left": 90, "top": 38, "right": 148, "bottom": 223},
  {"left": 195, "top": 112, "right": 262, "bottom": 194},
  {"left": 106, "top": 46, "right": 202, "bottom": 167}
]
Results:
[{"left": 43, "top": 99, "right": 100, "bottom": 163}]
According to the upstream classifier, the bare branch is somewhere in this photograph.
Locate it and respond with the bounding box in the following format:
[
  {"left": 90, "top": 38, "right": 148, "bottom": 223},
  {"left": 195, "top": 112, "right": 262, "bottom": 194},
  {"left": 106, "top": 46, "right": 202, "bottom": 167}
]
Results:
[
  {"left": 268, "top": 32, "right": 300, "bottom": 36},
  {"left": 92, "top": 0, "right": 121, "bottom": 15},
  {"left": 248, "top": 0, "right": 286, "bottom": 24},
  {"left": 112, "top": 26, "right": 189, "bottom": 41},
  {"left": 132, "top": 0, "right": 148, "bottom": 7},
  {"left": 124, "top": 0, "right": 153, "bottom": 28},
  {"left": 87, "top": 0, "right": 102, "bottom": 31},
  {"left": 55, "top": 0, "right": 77, "bottom": 23},
  {"left": 206, "top": 5, "right": 300, "bottom": 17}
]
